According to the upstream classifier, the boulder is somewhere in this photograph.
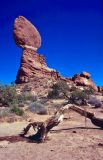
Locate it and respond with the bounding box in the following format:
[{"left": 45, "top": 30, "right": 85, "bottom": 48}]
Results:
[
  {"left": 0, "top": 141, "right": 9, "bottom": 148},
  {"left": 80, "top": 71, "right": 91, "bottom": 79},
  {"left": 14, "top": 16, "right": 41, "bottom": 49},
  {"left": 72, "top": 72, "right": 98, "bottom": 91}
]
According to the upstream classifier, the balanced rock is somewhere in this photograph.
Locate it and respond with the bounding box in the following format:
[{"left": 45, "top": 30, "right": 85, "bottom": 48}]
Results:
[
  {"left": 14, "top": 16, "right": 41, "bottom": 50},
  {"left": 14, "top": 16, "right": 60, "bottom": 84},
  {"left": 72, "top": 71, "right": 98, "bottom": 91}
]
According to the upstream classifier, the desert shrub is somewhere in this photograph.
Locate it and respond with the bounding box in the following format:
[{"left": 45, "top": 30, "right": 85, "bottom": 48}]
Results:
[
  {"left": 17, "top": 92, "right": 32, "bottom": 103},
  {"left": 0, "top": 108, "right": 11, "bottom": 118},
  {"left": 11, "top": 106, "right": 24, "bottom": 116},
  {"left": 48, "top": 89, "right": 59, "bottom": 99},
  {"left": 88, "top": 95, "right": 102, "bottom": 108},
  {"left": 28, "top": 101, "right": 47, "bottom": 114},
  {"left": 48, "top": 80, "right": 69, "bottom": 99},
  {"left": 84, "top": 88, "right": 94, "bottom": 95},
  {"left": 69, "top": 88, "right": 94, "bottom": 105},
  {"left": 69, "top": 90, "right": 88, "bottom": 105},
  {"left": 0, "top": 83, "right": 17, "bottom": 106},
  {"left": 47, "top": 80, "right": 95, "bottom": 106},
  {"left": 0, "top": 82, "right": 35, "bottom": 107}
]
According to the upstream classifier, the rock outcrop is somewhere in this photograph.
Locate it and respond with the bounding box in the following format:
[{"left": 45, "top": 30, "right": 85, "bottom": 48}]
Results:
[
  {"left": 14, "top": 16, "right": 99, "bottom": 93},
  {"left": 72, "top": 71, "right": 98, "bottom": 91},
  {"left": 14, "top": 16, "right": 60, "bottom": 84},
  {"left": 98, "top": 86, "right": 103, "bottom": 93}
]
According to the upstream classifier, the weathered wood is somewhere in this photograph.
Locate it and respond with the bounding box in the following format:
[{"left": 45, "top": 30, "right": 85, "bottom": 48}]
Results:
[
  {"left": 69, "top": 105, "right": 103, "bottom": 128},
  {"left": 70, "top": 105, "right": 94, "bottom": 119},
  {"left": 20, "top": 104, "right": 103, "bottom": 142},
  {"left": 20, "top": 110, "right": 64, "bottom": 142}
]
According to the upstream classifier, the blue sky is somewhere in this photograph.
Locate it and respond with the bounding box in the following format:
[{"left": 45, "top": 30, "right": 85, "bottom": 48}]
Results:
[{"left": 0, "top": 0, "right": 103, "bottom": 85}]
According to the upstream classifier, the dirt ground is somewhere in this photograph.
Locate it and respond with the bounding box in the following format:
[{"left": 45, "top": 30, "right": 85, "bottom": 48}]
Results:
[{"left": 0, "top": 110, "right": 103, "bottom": 160}]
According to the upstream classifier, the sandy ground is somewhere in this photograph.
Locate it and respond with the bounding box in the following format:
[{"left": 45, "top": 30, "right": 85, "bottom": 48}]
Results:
[{"left": 0, "top": 111, "right": 103, "bottom": 160}]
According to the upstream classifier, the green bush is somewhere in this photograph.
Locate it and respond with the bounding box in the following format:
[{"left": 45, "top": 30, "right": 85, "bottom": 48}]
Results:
[
  {"left": 47, "top": 80, "right": 94, "bottom": 105},
  {"left": 11, "top": 107, "right": 24, "bottom": 116},
  {"left": 48, "top": 80, "right": 69, "bottom": 99},
  {"left": 0, "top": 83, "right": 17, "bottom": 106},
  {"left": 0, "top": 82, "right": 34, "bottom": 107},
  {"left": 69, "top": 88, "right": 94, "bottom": 105},
  {"left": 17, "top": 92, "right": 32, "bottom": 103},
  {"left": 69, "top": 90, "right": 87, "bottom": 105},
  {"left": 48, "top": 89, "right": 59, "bottom": 99}
]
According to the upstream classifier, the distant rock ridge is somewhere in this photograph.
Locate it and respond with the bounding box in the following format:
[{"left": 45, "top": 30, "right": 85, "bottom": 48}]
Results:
[{"left": 14, "top": 16, "right": 98, "bottom": 92}]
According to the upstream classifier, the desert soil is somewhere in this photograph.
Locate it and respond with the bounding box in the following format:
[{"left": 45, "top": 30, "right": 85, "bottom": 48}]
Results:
[{"left": 0, "top": 110, "right": 103, "bottom": 160}]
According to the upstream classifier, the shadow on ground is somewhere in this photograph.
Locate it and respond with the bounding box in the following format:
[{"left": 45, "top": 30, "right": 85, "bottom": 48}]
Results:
[
  {"left": 0, "top": 127, "right": 102, "bottom": 143},
  {"left": 51, "top": 126, "right": 103, "bottom": 133}
]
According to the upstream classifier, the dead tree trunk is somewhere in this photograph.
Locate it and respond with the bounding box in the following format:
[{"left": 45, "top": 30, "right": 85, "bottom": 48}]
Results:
[
  {"left": 20, "top": 109, "right": 65, "bottom": 142},
  {"left": 20, "top": 104, "right": 103, "bottom": 142},
  {"left": 70, "top": 105, "right": 103, "bottom": 128}
]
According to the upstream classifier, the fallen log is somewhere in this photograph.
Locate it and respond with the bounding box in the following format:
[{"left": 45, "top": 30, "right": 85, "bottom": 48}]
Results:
[
  {"left": 69, "top": 105, "right": 103, "bottom": 128},
  {"left": 0, "top": 107, "right": 66, "bottom": 143},
  {"left": 0, "top": 135, "right": 27, "bottom": 143},
  {"left": 20, "top": 109, "right": 65, "bottom": 142}
]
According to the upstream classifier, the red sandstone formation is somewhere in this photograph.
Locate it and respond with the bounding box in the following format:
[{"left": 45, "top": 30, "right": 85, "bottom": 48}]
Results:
[
  {"left": 14, "top": 16, "right": 98, "bottom": 92},
  {"left": 14, "top": 16, "right": 41, "bottom": 49},
  {"left": 72, "top": 71, "right": 98, "bottom": 91},
  {"left": 14, "top": 16, "right": 60, "bottom": 84}
]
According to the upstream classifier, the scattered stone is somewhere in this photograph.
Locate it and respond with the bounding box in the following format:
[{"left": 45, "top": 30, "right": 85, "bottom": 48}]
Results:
[
  {"left": 72, "top": 130, "right": 77, "bottom": 133},
  {"left": 50, "top": 149, "right": 54, "bottom": 152},
  {"left": 0, "top": 141, "right": 9, "bottom": 148}
]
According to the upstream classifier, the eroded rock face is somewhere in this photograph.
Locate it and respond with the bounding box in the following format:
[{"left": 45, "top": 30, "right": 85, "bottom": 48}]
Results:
[
  {"left": 14, "top": 16, "right": 60, "bottom": 84},
  {"left": 72, "top": 72, "right": 98, "bottom": 91}
]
